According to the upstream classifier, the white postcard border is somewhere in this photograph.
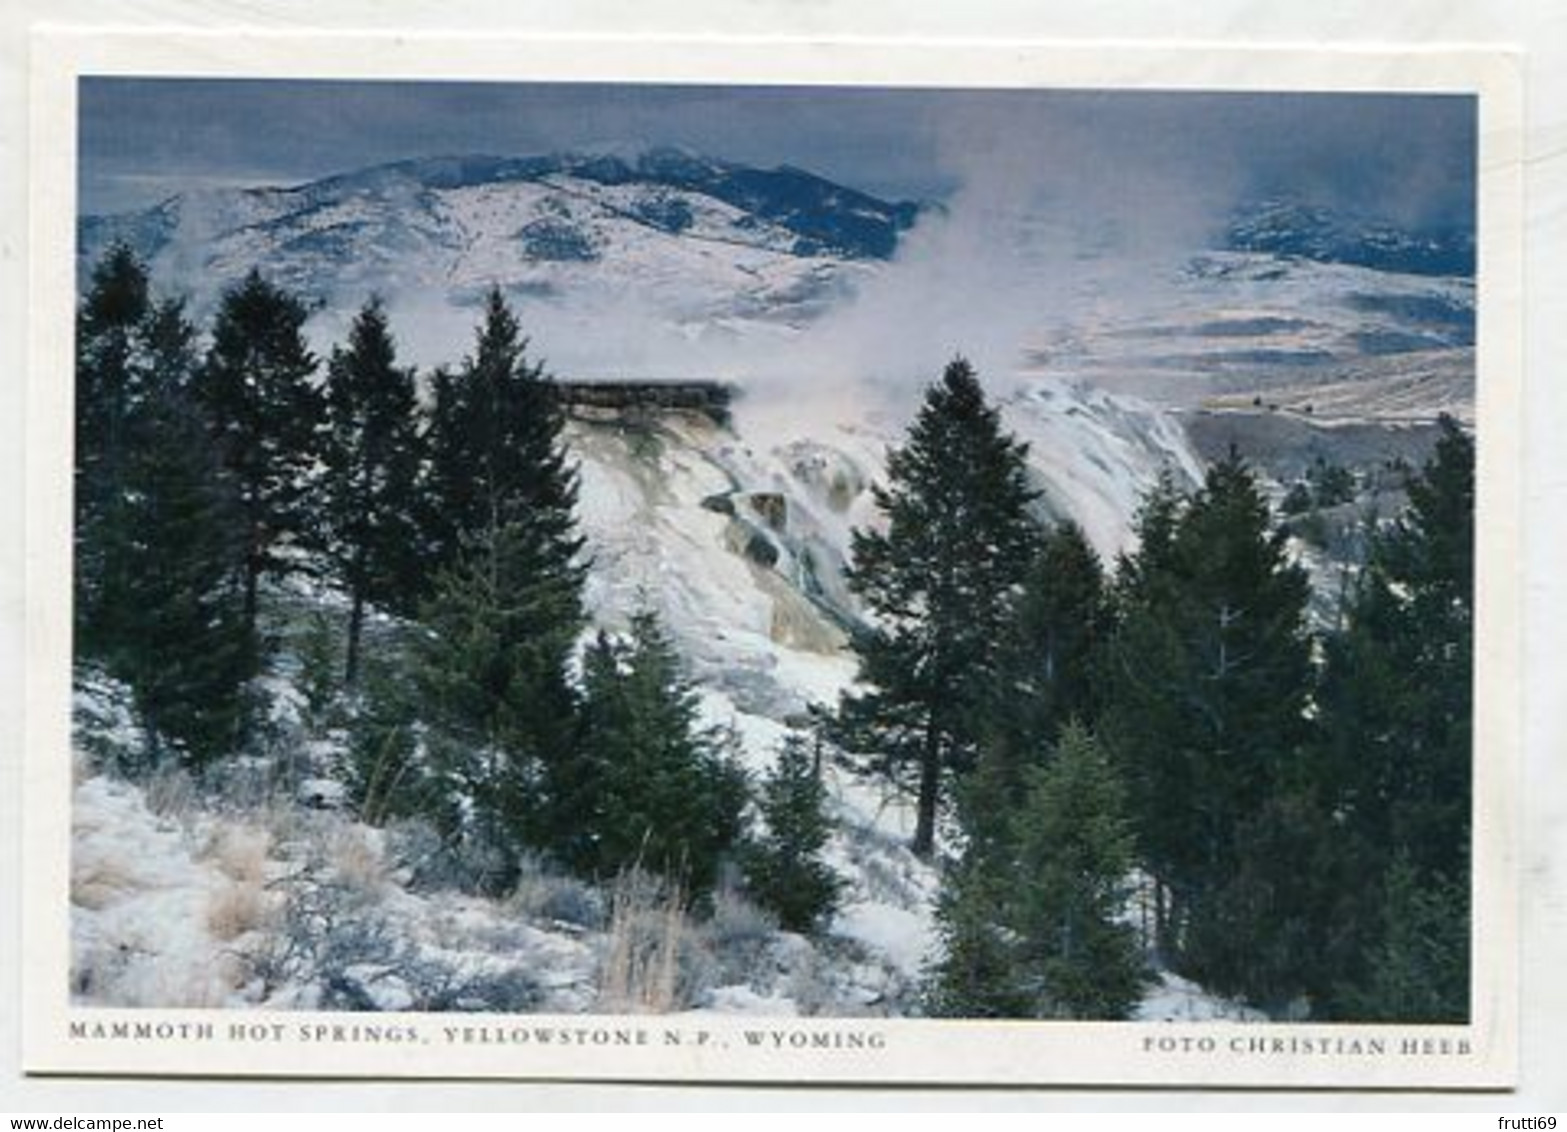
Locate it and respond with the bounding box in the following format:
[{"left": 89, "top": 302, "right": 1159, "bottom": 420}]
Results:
[{"left": 23, "top": 28, "right": 1525, "bottom": 1088}]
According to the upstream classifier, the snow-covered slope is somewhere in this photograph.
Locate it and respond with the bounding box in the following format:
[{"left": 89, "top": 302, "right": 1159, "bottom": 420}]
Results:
[
  {"left": 78, "top": 156, "right": 1473, "bottom": 428},
  {"left": 1017, "top": 251, "right": 1474, "bottom": 419},
  {"left": 77, "top": 150, "right": 919, "bottom": 364},
  {"left": 69, "top": 382, "right": 1238, "bottom": 1019}
]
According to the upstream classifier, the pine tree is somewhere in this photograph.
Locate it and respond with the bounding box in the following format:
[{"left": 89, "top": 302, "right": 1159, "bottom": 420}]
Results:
[
  {"left": 1342, "top": 853, "right": 1469, "bottom": 1023},
  {"left": 743, "top": 733, "right": 842, "bottom": 933},
  {"left": 1337, "top": 415, "right": 1472, "bottom": 879},
  {"left": 421, "top": 288, "right": 582, "bottom": 581},
  {"left": 841, "top": 358, "right": 1039, "bottom": 858},
  {"left": 1181, "top": 782, "right": 1361, "bottom": 1012},
  {"left": 407, "top": 291, "right": 587, "bottom": 889},
  {"left": 984, "top": 521, "right": 1110, "bottom": 786},
  {"left": 1315, "top": 416, "right": 1474, "bottom": 1018},
  {"left": 566, "top": 612, "right": 749, "bottom": 896},
  {"left": 195, "top": 269, "right": 324, "bottom": 638},
  {"left": 418, "top": 364, "right": 464, "bottom": 578},
  {"left": 111, "top": 384, "right": 256, "bottom": 766},
  {"left": 415, "top": 518, "right": 585, "bottom": 889},
  {"left": 74, "top": 249, "right": 254, "bottom": 767},
  {"left": 1100, "top": 452, "right": 1314, "bottom": 979},
  {"left": 924, "top": 777, "right": 1035, "bottom": 1017},
  {"left": 321, "top": 297, "right": 425, "bottom": 684},
  {"left": 928, "top": 724, "right": 1146, "bottom": 1019},
  {"left": 1007, "top": 724, "right": 1146, "bottom": 1019},
  {"left": 75, "top": 244, "right": 153, "bottom": 654}
]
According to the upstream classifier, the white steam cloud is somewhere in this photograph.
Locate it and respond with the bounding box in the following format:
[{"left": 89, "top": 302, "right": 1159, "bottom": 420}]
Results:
[{"left": 335, "top": 107, "right": 1247, "bottom": 424}]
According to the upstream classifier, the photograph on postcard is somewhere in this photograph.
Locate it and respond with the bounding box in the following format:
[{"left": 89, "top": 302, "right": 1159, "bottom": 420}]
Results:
[{"left": 27, "top": 39, "right": 1520, "bottom": 1086}]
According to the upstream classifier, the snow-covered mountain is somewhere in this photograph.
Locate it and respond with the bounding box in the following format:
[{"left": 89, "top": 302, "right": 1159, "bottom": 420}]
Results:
[
  {"left": 1225, "top": 198, "right": 1474, "bottom": 278},
  {"left": 1019, "top": 249, "right": 1473, "bottom": 419},
  {"left": 78, "top": 149, "right": 921, "bottom": 355},
  {"left": 74, "top": 147, "right": 1479, "bottom": 556},
  {"left": 78, "top": 154, "right": 1472, "bottom": 416}
]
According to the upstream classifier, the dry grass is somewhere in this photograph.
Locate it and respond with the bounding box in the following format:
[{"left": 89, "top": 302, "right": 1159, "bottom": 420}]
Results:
[
  {"left": 596, "top": 869, "right": 691, "bottom": 1014},
  {"left": 508, "top": 856, "right": 605, "bottom": 931},
  {"left": 327, "top": 824, "right": 387, "bottom": 896},
  {"left": 200, "top": 823, "right": 277, "bottom": 941},
  {"left": 206, "top": 825, "right": 272, "bottom": 884},
  {"left": 142, "top": 764, "right": 200, "bottom": 824},
  {"left": 206, "top": 877, "right": 273, "bottom": 942},
  {"left": 71, "top": 853, "right": 144, "bottom": 911}
]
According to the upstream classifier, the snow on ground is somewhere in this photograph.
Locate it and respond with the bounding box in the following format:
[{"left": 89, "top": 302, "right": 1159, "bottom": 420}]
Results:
[
  {"left": 1134, "top": 971, "right": 1269, "bottom": 1023},
  {"left": 70, "top": 774, "right": 245, "bottom": 1008},
  {"left": 68, "top": 379, "right": 1269, "bottom": 1021}
]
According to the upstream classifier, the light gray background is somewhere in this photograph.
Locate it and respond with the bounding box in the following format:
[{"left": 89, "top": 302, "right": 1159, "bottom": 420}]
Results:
[{"left": 2, "top": 0, "right": 1562, "bottom": 1113}]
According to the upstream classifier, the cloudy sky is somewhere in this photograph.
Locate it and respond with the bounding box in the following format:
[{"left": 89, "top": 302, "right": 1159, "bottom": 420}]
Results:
[{"left": 78, "top": 78, "right": 1476, "bottom": 228}]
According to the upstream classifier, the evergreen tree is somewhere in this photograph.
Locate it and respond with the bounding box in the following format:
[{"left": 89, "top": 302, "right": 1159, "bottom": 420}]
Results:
[
  {"left": 421, "top": 288, "right": 582, "bottom": 582},
  {"left": 74, "top": 244, "right": 153, "bottom": 653},
  {"left": 1109, "top": 467, "right": 1185, "bottom": 604},
  {"left": 565, "top": 612, "right": 750, "bottom": 896},
  {"left": 1007, "top": 724, "right": 1146, "bottom": 1019},
  {"left": 1101, "top": 452, "right": 1314, "bottom": 979},
  {"left": 984, "top": 521, "right": 1110, "bottom": 787},
  {"left": 418, "top": 364, "right": 463, "bottom": 579},
  {"left": 111, "top": 384, "right": 256, "bottom": 765},
  {"left": 74, "top": 249, "right": 254, "bottom": 767},
  {"left": 1342, "top": 853, "right": 1469, "bottom": 1023},
  {"left": 928, "top": 724, "right": 1145, "bottom": 1019},
  {"left": 924, "top": 774, "right": 1035, "bottom": 1017},
  {"left": 1181, "top": 782, "right": 1362, "bottom": 1012},
  {"left": 1315, "top": 416, "right": 1474, "bottom": 1018},
  {"left": 407, "top": 291, "right": 587, "bottom": 889},
  {"left": 841, "top": 358, "right": 1039, "bottom": 858},
  {"left": 321, "top": 297, "right": 425, "bottom": 683},
  {"left": 1328, "top": 415, "right": 1473, "bottom": 879},
  {"left": 195, "top": 269, "right": 324, "bottom": 638},
  {"left": 415, "top": 518, "right": 585, "bottom": 889},
  {"left": 743, "top": 733, "right": 842, "bottom": 933}
]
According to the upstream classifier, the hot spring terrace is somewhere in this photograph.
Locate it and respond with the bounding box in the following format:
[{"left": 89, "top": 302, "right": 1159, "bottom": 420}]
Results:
[{"left": 554, "top": 379, "right": 734, "bottom": 424}]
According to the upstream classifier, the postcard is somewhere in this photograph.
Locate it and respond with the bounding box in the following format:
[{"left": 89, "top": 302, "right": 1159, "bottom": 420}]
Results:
[{"left": 22, "top": 28, "right": 1523, "bottom": 1087}]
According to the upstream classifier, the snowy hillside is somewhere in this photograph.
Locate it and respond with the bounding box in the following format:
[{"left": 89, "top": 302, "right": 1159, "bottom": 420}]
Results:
[
  {"left": 79, "top": 153, "right": 1473, "bottom": 425},
  {"left": 77, "top": 149, "right": 918, "bottom": 364},
  {"left": 1017, "top": 251, "right": 1473, "bottom": 418},
  {"left": 70, "top": 387, "right": 1269, "bottom": 1020}
]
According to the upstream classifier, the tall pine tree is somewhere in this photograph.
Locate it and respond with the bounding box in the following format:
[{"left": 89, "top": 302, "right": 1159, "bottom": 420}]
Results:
[
  {"left": 195, "top": 269, "right": 324, "bottom": 639},
  {"left": 565, "top": 612, "right": 750, "bottom": 896},
  {"left": 421, "top": 287, "right": 582, "bottom": 582},
  {"left": 411, "top": 290, "right": 587, "bottom": 886},
  {"left": 1101, "top": 452, "right": 1314, "bottom": 985},
  {"left": 841, "top": 358, "right": 1039, "bottom": 858},
  {"left": 1315, "top": 416, "right": 1474, "bottom": 1019},
  {"left": 74, "top": 251, "right": 253, "bottom": 766},
  {"left": 321, "top": 297, "right": 425, "bottom": 684},
  {"left": 75, "top": 243, "right": 153, "bottom": 654}
]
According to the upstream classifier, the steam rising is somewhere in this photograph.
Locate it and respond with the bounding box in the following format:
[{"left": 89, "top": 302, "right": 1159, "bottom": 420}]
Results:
[{"left": 341, "top": 111, "right": 1247, "bottom": 422}]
